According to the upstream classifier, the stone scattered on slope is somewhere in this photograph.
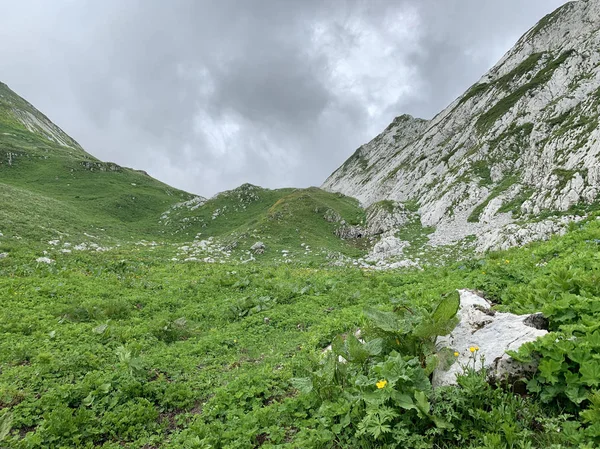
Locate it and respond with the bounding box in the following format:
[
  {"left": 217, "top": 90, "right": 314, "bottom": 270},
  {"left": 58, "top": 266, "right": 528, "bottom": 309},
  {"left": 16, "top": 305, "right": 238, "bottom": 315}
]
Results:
[
  {"left": 476, "top": 215, "right": 586, "bottom": 252},
  {"left": 368, "top": 231, "right": 408, "bottom": 260},
  {"left": 36, "top": 257, "right": 55, "bottom": 264},
  {"left": 334, "top": 224, "right": 365, "bottom": 239},
  {"left": 0, "top": 252, "right": 8, "bottom": 259},
  {"left": 433, "top": 289, "right": 547, "bottom": 388},
  {"left": 251, "top": 241, "right": 266, "bottom": 254},
  {"left": 323, "top": 208, "right": 342, "bottom": 223}
]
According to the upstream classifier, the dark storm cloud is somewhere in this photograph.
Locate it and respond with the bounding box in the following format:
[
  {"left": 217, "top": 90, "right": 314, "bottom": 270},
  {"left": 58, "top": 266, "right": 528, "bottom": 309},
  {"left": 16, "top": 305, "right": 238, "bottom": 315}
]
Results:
[{"left": 0, "top": 0, "right": 568, "bottom": 196}]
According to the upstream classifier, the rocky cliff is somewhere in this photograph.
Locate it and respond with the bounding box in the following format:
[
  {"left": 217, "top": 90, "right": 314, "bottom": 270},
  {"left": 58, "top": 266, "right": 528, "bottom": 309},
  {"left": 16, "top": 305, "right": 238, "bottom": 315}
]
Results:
[{"left": 323, "top": 0, "right": 600, "bottom": 253}]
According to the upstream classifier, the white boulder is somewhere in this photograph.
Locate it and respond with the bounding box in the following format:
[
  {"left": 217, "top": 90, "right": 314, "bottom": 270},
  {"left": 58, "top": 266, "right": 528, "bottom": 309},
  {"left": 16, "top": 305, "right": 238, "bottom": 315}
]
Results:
[{"left": 433, "top": 289, "right": 547, "bottom": 387}]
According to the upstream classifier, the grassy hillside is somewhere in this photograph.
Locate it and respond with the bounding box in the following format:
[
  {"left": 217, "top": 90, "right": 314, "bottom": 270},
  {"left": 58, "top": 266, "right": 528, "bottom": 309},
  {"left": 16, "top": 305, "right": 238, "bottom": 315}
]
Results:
[
  {"left": 2, "top": 213, "right": 600, "bottom": 447},
  {"left": 1, "top": 82, "right": 368, "bottom": 259},
  {"left": 161, "top": 184, "right": 367, "bottom": 259},
  {"left": 0, "top": 82, "right": 194, "bottom": 242}
]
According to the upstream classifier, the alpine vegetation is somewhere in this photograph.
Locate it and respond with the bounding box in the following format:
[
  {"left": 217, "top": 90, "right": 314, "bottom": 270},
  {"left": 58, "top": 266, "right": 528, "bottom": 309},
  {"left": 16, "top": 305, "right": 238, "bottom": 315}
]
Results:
[{"left": 2, "top": 1, "right": 600, "bottom": 448}]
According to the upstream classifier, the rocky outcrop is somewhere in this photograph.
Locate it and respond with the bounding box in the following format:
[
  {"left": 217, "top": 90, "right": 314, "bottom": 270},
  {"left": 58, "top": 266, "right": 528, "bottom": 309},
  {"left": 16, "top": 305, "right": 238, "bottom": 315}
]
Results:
[
  {"left": 81, "top": 161, "right": 122, "bottom": 172},
  {"left": 323, "top": 208, "right": 342, "bottom": 223},
  {"left": 0, "top": 82, "right": 86, "bottom": 153},
  {"left": 334, "top": 223, "right": 365, "bottom": 239},
  {"left": 476, "top": 215, "right": 586, "bottom": 252},
  {"left": 364, "top": 201, "right": 411, "bottom": 236},
  {"left": 433, "top": 290, "right": 547, "bottom": 387},
  {"left": 323, "top": 0, "right": 600, "bottom": 252},
  {"left": 368, "top": 231, "right": 408, "bottom": 260}
]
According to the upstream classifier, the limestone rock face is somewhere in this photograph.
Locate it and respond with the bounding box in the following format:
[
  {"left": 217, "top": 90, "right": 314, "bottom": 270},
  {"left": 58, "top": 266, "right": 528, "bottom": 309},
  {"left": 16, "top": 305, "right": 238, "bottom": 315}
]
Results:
[
  {"left": 432, "top": 290, "right": 547, "bottom": 387},
  {"left": 369, "top": 231, "right": 408, "bottom": 260},
  {"left": 364, "top": 201, "right": 411, "bottom": 236},
  {"left": 323, "top": 0, "right": 600, "bottom": 251}
]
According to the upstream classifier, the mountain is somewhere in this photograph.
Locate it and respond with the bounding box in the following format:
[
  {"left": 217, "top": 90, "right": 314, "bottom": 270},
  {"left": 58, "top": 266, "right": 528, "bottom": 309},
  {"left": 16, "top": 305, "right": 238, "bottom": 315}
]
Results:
[
  {"left": 6, "top": 4, "right": 600, "bottom": 448},
  {"left": 323, "top": 0, "right": 600, "bottom": 254},
  {"left": 0, "top": 83, "right": 366, "bottom": 260},
  {"left": 0, "top": 81, "right": 198, "bottom": 242}
]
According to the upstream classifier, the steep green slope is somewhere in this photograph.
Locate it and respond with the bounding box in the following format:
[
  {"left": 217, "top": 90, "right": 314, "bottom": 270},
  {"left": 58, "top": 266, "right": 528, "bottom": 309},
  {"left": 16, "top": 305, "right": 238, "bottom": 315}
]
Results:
[{"left": 0, "top": 82, "right": 195, "bottom": 242}]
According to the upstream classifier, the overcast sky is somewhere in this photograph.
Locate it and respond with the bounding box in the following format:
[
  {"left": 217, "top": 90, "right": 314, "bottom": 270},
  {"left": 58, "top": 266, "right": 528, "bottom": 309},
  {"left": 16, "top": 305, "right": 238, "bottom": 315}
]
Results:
[{"left": 0, "top": 0, "right": 568, "bottom": 197}]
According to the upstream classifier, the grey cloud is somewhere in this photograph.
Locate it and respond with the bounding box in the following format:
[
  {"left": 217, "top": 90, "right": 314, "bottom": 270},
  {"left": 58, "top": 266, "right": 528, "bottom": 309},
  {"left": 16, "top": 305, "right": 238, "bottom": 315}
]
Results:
[{"left": 0, "top": 0, "right": 568, "bottom": 196}]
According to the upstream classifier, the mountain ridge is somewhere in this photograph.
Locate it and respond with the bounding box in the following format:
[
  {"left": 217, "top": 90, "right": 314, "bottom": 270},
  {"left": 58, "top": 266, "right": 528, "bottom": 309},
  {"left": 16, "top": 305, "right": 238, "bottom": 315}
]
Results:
[{"left": 323, "top": 0, "right": 600, "bottom": 255}]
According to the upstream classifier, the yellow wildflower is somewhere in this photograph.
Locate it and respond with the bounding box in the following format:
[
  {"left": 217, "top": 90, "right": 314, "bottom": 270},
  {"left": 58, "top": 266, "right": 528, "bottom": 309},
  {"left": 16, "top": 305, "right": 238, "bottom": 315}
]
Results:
[
  {"left": 482, "top": 271, "right": 486, "bottom": 275},
  {"left": 454, "top": 351, "right": 459, "bottom": 357},
  {"left": 396, "top": 338, "right": 400, "bottom": 345},
  {"left": 376, "top": 379, "right": 388, "bottom": 389},
  {"left": 505, "top": 260, "right": 510, "bottom": 264},
  {"left": 469, "top": 346, "right": 477, "bottom": 353}
]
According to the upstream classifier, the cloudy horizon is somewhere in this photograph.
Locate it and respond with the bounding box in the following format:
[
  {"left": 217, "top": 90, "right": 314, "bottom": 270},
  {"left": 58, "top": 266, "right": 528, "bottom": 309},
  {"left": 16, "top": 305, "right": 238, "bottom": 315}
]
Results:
[{"left": 0, "top": 0, "right": 567, "bottom": 197}]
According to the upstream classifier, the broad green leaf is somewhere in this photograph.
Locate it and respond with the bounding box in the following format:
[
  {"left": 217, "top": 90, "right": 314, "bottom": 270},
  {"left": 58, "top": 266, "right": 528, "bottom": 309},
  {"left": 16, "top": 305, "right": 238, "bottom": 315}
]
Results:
[
  {"left": 83, "top": 393, "right": 95, "bottom": 407},
  {"left": 432, "top": 416, "right": 454, "bottom": 430},
  {"left": 0, "top": 412, "right": 12, "bottom": 441},
  {"left": 565, "top": 384, "right": 587, "bottom": 404},
  {"left": 538, "top": 358, "right": 563, "bottom": 384},
  {"left": 526, "top": 378, "right": 542, "bottom": 394},
  {"left": 580, "top": 361, "right": 600, "bottom": 387},
  {"left": 347, "top": 334, "right": 369, "bottom": 363},
  {"left": 364, "top": 307, "right": 402, "bottom": 333},
  {"left": 93, "top": 324, "right": 108, "bottom": 334},
  {"left": 331, "top": 335, "right": 347, "bottom": 359},
  {"left": 414, "top": 390, "right": 430, "bottom": 416},
  {"left": 413, "top": 321, "right": 437, "bottom": 339},
  {"left": 539, "top": 383, "right": 565, "bottom": 403},
  {"left": 424, "top": 354, "right": 439, "bottom": 376},
  {"left": 363, "top": 338, "right": 383, "bottom": 356},
  {"left": 391, "top": 392, "right": 415, "bottom": 410},
  {"left": 506, "top": 345, "right": 533, "bottom": 363},
  {"left": 291, "top": 377, "right": 313, "bottom": 394},
  {"left": 587, "top": 331, "right": 600, "bottom": 348},
  {"left": 432, "top": 292, "right": 460, "bottom": 324}
]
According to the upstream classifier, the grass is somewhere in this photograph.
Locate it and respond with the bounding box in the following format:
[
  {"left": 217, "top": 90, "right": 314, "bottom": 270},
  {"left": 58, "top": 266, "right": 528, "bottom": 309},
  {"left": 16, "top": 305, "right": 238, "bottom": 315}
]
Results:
[
  {"left": 526, "top": 2, "right": 574, "bottom": 39},
  {"left": 3, "top": 213, "right": 600, "bottom": 447},
  {"left": 159, "top": 184, "right": 368, "bottom": 260},
  {"left": 470, "top": 160, "right": 492, "bottom": 186},
  {"left": 476, "top": 50, "right": 575, "bottom": 134},
  {"left": 498, "top": 187, "right": 535, "bottom": 216},
  {"left": 553, "top": 168, "right": 578, "bottom": 191}
]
